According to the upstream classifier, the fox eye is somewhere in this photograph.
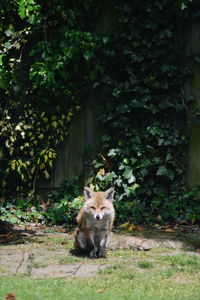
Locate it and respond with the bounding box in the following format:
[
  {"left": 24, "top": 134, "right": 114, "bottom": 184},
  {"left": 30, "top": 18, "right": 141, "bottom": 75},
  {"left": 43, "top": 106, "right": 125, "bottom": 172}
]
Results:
[
  {"left": 101, "top": 207, "right": 106, "bottom": 210},
  {"left": 90, "top": 206, "right": 95, "bottom": 210}
]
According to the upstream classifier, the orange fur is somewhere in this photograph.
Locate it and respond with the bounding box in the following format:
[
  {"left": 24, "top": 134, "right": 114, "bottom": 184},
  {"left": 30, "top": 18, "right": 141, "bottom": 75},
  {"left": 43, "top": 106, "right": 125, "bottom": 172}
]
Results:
[{"left": 74, "top": 187, "right": 115, "bottom": 258}]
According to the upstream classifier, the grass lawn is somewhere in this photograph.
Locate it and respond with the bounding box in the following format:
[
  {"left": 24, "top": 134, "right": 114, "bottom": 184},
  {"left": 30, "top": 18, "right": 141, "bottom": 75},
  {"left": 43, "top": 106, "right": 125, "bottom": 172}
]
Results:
[
  {"left": 1, "top": 250, "right": 200, "bottom": 300},
  {"left": 1, "top": 230, "right": 200, "bottom": 300}
]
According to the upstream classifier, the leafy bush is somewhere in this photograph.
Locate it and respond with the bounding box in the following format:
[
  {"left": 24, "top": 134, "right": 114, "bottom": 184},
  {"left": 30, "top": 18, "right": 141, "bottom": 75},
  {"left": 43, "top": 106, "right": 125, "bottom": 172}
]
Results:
[
  {"left": 0, "top": 177, "right": 84, "bottom": 226},
  {"left": 0, "top": 200, "right": 46, "bottom": 225},
  {"left": 46, "top": 177, "right": 83, "bottom": 224}
]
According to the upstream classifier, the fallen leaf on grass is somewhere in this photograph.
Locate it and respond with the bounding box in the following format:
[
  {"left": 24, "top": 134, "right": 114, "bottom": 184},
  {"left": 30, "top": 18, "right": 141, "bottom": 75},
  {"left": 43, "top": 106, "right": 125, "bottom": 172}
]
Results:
[
  {"left": 119, "top": 222, "right": 143, "bottom": 232},
  {"left": 119, "top": 222, "right": 130, "bottom": 229},
  {"left": 96, "top": 289, "right": 105, "bottom": 294},
  {"left": 135, "top": 225, "right": 144, "bottom": 231},
  {"left": 5, "top": 293, "right": 16, "bottom": 300},
  {"left": 164, "top": 229, "right": 175, "bottom": 233}
]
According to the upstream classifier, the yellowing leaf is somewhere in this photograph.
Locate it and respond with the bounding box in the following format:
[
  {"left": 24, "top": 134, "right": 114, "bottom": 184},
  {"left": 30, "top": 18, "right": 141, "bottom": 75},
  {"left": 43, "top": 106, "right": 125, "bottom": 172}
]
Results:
[
  {"left": 10, "top": 136, "right": 15, "bottom": 143},
  {"left": 96, "top": 290, "right": 105, "bottom": 294},
  {"left": 119, "top": 222, "right": 130, "bottom": 229},
  {"left": 31, "top": 166, "right": 35, "bottom": 174},
  {"left": 127, "top": 224, "right": 136, "bottom": 231},
  {"left": 9, "top": 147, "right": 14, "bottom": 155},
  {"left": 44, "top": 170, "right": 50, "bottom": 179},
  {"left": 97, "top": 168, "right": 105, "bottom": 176},
  {"left": 40, "top": 163, "right": 45, "bottom": 170}
]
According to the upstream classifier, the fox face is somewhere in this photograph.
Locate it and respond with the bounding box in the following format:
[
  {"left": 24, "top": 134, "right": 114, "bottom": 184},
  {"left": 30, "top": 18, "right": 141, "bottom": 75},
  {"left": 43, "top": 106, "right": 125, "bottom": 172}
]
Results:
[{"left": 83, "top": 187, "right": 115, "bottom": 220}]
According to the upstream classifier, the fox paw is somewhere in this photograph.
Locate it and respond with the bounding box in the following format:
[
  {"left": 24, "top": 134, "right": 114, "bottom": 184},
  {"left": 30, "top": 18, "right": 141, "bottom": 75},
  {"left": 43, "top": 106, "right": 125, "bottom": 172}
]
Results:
[
  {"left": 89, "top": 250, "right": 98, "bottom": 258},
  {"left": 98, "top": 249, "right": 107, "bottom": 258}
]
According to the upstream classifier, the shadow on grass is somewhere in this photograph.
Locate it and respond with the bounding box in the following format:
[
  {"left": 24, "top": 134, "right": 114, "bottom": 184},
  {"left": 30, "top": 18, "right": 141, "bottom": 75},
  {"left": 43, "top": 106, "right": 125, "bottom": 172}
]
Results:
[
  {"left": 0, "top": 220, "right": 49, "bottom": 246},
  {"left": 1, "top": 219, "right": 200, "bottom": 252},
  {"left": 118, "top": 226, "right": 200, "bottom": 250},
  {"left": 69, "top": 248, "right": 90, "bottom": 258}
]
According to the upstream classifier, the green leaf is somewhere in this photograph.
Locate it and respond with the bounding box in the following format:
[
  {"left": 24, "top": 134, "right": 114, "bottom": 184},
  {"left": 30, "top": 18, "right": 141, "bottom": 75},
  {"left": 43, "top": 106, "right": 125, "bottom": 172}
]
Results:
[
  {"left": 44, "top": 170, "right": 50, "bottom": 179},
  {"left": 83, "top": 51, "right": 93, "bottom": 61},
  {"left": 18, "top": 0, "right": 26, "bottom": 19},
  {"left": 4, "top": 29, "right": 13, "bottom": 37},
  {"left": 0, "top": 76, "right": 8, "bottom": 90},
  {"left": 108, "top": 148, "right": 120, "bottom": 157},
  {"left": 156, "top": 166, "right": 168, "bottom": 176},
  {"left": 0, "top": 55, "right": 5, "bottom": 66},
  {"left": 123, "top": 167, "right": 136, "bottom": 184}
]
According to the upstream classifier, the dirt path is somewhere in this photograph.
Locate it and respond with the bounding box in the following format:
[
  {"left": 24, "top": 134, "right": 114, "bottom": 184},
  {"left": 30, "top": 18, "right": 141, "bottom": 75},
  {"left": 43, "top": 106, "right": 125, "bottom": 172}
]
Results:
[{"left": 0, "top": 224, "right": 200, "bottom": 279}]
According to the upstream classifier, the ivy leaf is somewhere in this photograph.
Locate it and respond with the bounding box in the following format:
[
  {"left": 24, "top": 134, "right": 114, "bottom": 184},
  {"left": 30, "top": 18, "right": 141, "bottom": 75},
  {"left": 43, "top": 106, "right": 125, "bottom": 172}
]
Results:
[
  {"left": 83, "top": 51, "right": 93, "bottom": 61},
  {"left": 123, "top": 167, "right": 136, "bottom": 184},
  {"left": 108, "top": 148, "right": 119, "bottom": 157},
  {"left": 156, "top": 166, "right": 174, "bottom": 180},
  {"left": 4, "top": 29, "right": 13, "bottom": 37},
  {"left": 156, "top": 166, "right": 168, "bottom": 176}
]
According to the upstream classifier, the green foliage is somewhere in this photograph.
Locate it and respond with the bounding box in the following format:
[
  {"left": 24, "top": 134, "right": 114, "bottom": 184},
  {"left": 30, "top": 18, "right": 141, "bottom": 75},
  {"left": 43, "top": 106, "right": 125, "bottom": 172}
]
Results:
[
  {"left": 45, "top": 196, "right": 83, "bottom": 225},
  {"left": 46, "top": 177, "right": 83, "bottom": 224},
  {"left": 0, "top": 177, "right": 83, "bottom": 225},
  {"left": 18, "top": 0, "right": 40, "bottom": 24},
  {"left": 0, "top": 0, "right": 100, "bottom": 198},
  {"left": 88, "top": 0, "right": 199, "bottom": 224},
  {"left": 0, "top": 200, "right": 46, "bottom": 225},
  {"left": 0, "top": 0, "right": 199, "bottom": 225}
]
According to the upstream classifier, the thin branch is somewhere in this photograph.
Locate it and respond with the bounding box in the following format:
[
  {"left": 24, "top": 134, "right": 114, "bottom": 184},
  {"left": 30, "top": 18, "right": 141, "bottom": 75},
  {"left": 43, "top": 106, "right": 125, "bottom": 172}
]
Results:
[
  {"left": 64, "top": 260, "right": 88, "bottom": 278},
  {"left": 15, "top": 251, "right": 25, "bottom": 275},
  {"left": 97, "top": 263, "right": 106, "bottom": 272}
]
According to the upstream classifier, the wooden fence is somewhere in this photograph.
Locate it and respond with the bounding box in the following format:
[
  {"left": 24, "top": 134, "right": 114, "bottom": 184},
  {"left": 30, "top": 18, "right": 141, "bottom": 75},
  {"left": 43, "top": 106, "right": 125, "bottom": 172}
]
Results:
[{"left": 37, "top": 10, "right": 200, "bottom": 194}]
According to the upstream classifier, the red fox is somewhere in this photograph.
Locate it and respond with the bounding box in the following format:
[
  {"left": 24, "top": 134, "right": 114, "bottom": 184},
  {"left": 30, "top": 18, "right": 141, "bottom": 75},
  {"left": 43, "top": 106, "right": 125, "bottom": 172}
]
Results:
[{"left": 74, "top": 187, "right": 115, "bottom": 258}]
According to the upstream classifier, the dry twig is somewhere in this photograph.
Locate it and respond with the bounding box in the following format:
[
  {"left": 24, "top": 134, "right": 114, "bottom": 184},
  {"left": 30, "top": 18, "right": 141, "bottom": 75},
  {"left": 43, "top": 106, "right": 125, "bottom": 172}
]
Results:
[
  {"left": 65, "top": 260, "right": 88, "bottom": 278},
  {"left": 15, "top": 251, "right": 25, "bottom": 275}
]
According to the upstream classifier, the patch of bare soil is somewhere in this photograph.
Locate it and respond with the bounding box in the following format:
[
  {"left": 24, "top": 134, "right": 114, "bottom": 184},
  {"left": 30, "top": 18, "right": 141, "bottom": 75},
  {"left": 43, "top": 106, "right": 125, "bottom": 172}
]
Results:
[
  {"left": 0, "top": 237, "right": 107, "bottom": 278},
  {"left": 0, "top": 223, "right": 200, "bottom": 279}
]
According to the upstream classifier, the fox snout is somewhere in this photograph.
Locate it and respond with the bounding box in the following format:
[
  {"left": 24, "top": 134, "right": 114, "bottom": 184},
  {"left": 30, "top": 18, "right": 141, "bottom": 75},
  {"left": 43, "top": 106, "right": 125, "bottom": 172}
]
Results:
[{"left": 93, "top": 213, "right": 103, "bottom": 220}]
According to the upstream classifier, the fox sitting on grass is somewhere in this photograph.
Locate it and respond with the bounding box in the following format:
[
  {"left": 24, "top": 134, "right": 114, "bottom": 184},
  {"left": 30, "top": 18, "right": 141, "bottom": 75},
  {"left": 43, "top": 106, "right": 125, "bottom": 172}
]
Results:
[{"left": 74, "top": 187, "right": 115, "bottom": 258}]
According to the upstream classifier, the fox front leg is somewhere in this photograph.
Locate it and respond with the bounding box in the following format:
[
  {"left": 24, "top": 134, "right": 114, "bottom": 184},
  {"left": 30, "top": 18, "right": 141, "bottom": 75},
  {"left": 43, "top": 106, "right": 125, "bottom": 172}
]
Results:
[
  {"left": 98, "top": 230, "right": 108, "bottom": 258},
  {"left": 88, "top": 231, "right": 98, "bottom": 258},
  {"left": 75, "top": 229, "right": 87, "bottom": 251}
]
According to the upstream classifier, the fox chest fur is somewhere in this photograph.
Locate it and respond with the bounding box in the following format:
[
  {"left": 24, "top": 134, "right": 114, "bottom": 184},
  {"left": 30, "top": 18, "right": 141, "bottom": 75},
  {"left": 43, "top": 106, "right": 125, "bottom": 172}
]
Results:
[{"left": 82, "top": 209, "right": 113, "bottom": 232}]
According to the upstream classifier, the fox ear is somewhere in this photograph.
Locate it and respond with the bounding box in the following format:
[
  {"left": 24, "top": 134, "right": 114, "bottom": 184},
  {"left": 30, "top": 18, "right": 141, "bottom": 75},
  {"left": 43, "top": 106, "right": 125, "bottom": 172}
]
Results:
[
  {"left": 84, "top": 187, "right": 95, "bottom": 201},
  {"left": 105, "top": 187, "right": 115, "bottom": 202}
]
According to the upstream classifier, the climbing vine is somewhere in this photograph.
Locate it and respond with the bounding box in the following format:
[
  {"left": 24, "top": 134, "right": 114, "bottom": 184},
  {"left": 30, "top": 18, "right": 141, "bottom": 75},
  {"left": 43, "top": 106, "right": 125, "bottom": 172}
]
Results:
[{"left": 90, "top": 0, "right": 200, "bottom": 224}]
